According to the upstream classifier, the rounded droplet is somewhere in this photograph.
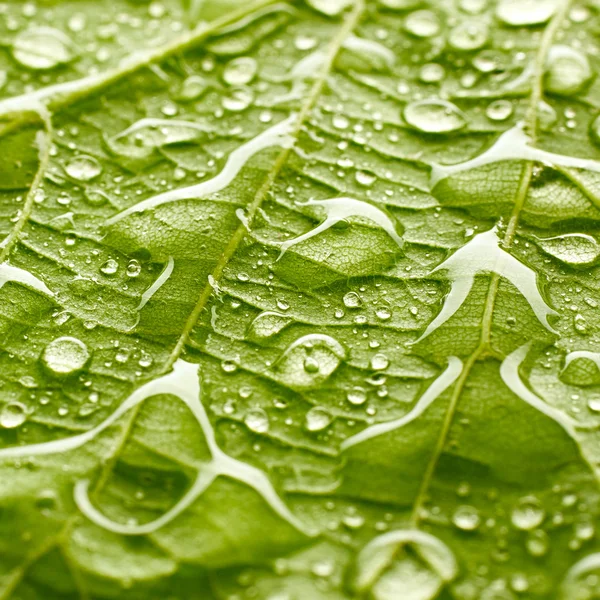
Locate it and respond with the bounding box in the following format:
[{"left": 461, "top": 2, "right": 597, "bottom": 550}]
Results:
[
  {"left": 343, "top": 291, "right": 362, "bottom": 308},
  {"left": 244, "top": 407, "right": 270, "bottom": 433},
  {"left": 526, "top": 529, "right": 549, "bottom": 556},
  {"left": 420, "top": 63, "right": 445, "bottom": 83},
  {"left": 221, "top": 86, "right": 254, "bottom": 112},
  {"left": 403, "top": 99, "right": 467, "bottom": 134},
  {"left": 496, "top": 0, "right": 557, "bottom": 26},
  {"left": 85, "top": 188, "right": 110, "bottom": 206},
  {"left": 305, "top": 407, "right": 333, "bottom": 432},
  {"left": 12, "top": 27, "right": 75, "bottom": 70},
  {"left": 511, "top": 496, "right": 545, "bottom": 531},
  {"left": 452, "top": 505, "right": 481, "bottom": 531},
  {"left": 41, "top": 337, "right": 90, "bottom": 376},
  {"left": 273, "top": 334, "right": 345, "bottom": 389},
  {"left": 545, "top": 46, "right": 592, "bottom": 96},
  {"left": 371, "top": 353, "right": 390, "bottom": 371},
  {"left": 448, "top": 21, "right": 488, "bottom": 51},
  {"left": 247, "top": 311, "right": 292, "bottom": 342},
  {"left": 306, "top": 0, "right": 352, "bottom": 15},
  {"left": 0, "top": 402, "right": 27, "bottom": 429},
  {"left": 177, "top": 75, "right": 208, "bottom": 102},
  {"left": 561, "top": 355, "right": 600, "bottom": 387},
  {"left": 223, "top": 57, "right": 258, "bottom": 86},
  {"left": 536, "top": 233, "right": 600, "bottom": 267},
  {"left": 65, "top": 155, "right": 102, "bottom": 182},
  {"left": 560, "top": 552, "right": 600, "bottom": 600},
  {"left": 100, "top": 258, "right": 119, "bottom": 276},
  {"left": 404, "top": 10, "right": 441, "bottom": 38},
  {"left": 379, "top": 0, "right": 421, "bottom": 8},
  {"left": 486, "top": 99, "right": 514, "bottom": 121},
  {"left": 347, "top": 386, "right": 367, "bottom": 406},
  {"left": 126, "top": 259, "right": 142, "bottom": 278}
]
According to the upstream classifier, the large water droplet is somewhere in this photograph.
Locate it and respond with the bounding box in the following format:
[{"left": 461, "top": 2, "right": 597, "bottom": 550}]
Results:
[
  {"left": 536, "top": 233, "right": 600, "bottom": 267},
  {"left": 244, "top": 407, "right": 270, "bottom": 433},
  {"left": 403, "top": 99, "right": 467, "bottom": 134},
  {"left": 177, "top": 75, "right": 208, "bottom": 102},
  {"left": 452, "top": 505, "right": 481, "bottom": 531},
  {"left": 404, "top": 10, "right": 441, "bottom": 38},
  {"left": 561, "top": 352, "right": 600, "bottom": 387},
  {"left": 448, "top": 21, "right": 488, "bottom": 51},
  {"left": 560, "top": 552, "right": 600, "bottom": 600},
  {"left": 545, "top": 46, "right": 592, "bottom": 96},
  {"left": 246, "top": 311, "right": 292, "bottom": 342},
  {"left": 304, "top": 407, "right": 333, "bottom": 432},
  {"left": 223, "top": 56, "right": 258, "bottom": 86},
  {"left": 273, "top": 334, "right": 345, "bottom": 389},
  {"left": 306, "top": 0, "right": 353, "bottom": 15},
  {"left": 496, "top": 0, "right": 557, "bottom": 26},
  {"left": 0, "top": 402, "right": 27, "bottom": 429},
  {"left": 511, "top": 496, "right": 545, "bottom": 530},
  {"left": 65, "top": 155, "right": 102, "bottom": 182},
  {"left": 41, "top": 337, "right": 90, "bottom": 376},
  {"left": 221, "top": 86, "right": 254, "bottom": 112},
  {"left": 12, "top": 27, "right": 75, "bottom": 70}
]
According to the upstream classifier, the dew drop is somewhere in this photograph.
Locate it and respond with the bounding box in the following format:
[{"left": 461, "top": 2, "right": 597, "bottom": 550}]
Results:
[
  {"left": 404, "top": 10, "right": 441, "bottom": 38},
  {"left": 448, "top": 21, "right": 488, "bottom": 51},
  {"left": 244, "top": 407, "right": 270, "bottom": 433},
  {"left": 100, "top": 258, "right": 119, "bottom": 276},
  {"left": 305, "top": 407, "right": 333, "bottom": 432},
  {"left": 221, "top": 86, "right": 254, "bottom": 112},
  {"left": 511, "top": 496, "right": 545, "bottom": 530},
  {"left": 347, "top": 386, "right": 367, "bottom": 406},
  {"left": 496, "top": 0, "right": 557, "bottom": 26},
  {"left": 545, "top": 46, "right": 592, "bottom": 96},
  {"left": 486, "top": 99, "right": 514, "bottom": 122},
  {"left": 126, "top": 260, "right": 142, "bottom": 278},
  {"left": 12, "top": 27, "right": 75, "bottom": 70},
  {"left": 223, "top": 57, "right": 258, "bottom": 86},
  {"left": 65, "top": 155, "right": 102, "bottom": 182},
  {"left": 403, "top": 99, "right": 467, "bottom": 134},
  {"left": 526, "top": 529, "right": 549, "bottom": 556},
  {"left": 0, "top": 402, "right": 27, "bottom": 429},
  {"left": 41, "top": 337, "right": 90, "bottom": 376},
  {"left": 343, "top": 291, "right": 362, "bottom": 308},
  {"left": 419, "top": 63, "right": 445, "bottom": 83},
  {"left": 452, "top": 505, "right": 481, "bottom": 531},
  {"left": 177, "top": 75, "right": 208, "bottom": 102},
  {"left": 371, "top": 353, "right": 390, "bottom": 371},
  {"left": 536, "top": 234, "right": 600, "bottom": 267}
]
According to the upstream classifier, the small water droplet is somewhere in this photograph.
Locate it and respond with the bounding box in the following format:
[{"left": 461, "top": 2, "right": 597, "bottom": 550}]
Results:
[
  {"left": 448, "top": 21, "right": 488, "bottom": 51},
  {"left": 486, "top": 99, "right": 514, "bottom": 122},
  {"left": 347, "top": 386, "right": 367, "bottom": 406},
  {"left": 452, "top": 505, "right": 481, "bottom": 531},
  {"left": 100, "top": 258, "right": 119, "bottom": 276},
  {"left": 177, "top": 75, "right": 208, "bottom": 102},
  {"left": 343, "top": 291, "right": 362, "bottom": 308},
  {"left": 126, "top": 259, "right": 142, "bottom": 278}
]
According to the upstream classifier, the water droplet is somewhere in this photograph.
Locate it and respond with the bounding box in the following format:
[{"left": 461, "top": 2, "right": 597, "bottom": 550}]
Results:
[
  {"left": 177, "top": 75, "right": 208, "bottom": 102},
  {"left": 496, "top": 0, "right": 557, "bottom": 26},
  {"left": 126, "top": 260, "right": 142, "bottom": 278},
  {"left": 355, "top": 170, "right": 377, "bottom": 187},
  {"left": 100, "top": 258, "right": 119, "bottom": 276},
  {"left": 403, "top": 99, "right": 467, "bottom": 134},
  {"left": 448, "top": 21, "right": 488, "bottom": 51},
  {"left": 0, "top": 402, "right": 27, "bottom": 429},
  {"left": 223, "top": 56, "right": 258, "bottom": 86},
  {"left": 247, "top": 311, "right": 292, "bottom": 342},
  {"left": 347, "top": 387, "right": 367, "bottom": 406},
  {"left": 85, "top": 188, "right": 110, "bottom": 206},
  {"left": 305, "top": 407, "right": 333, "bottom": 432},
  {"left": 419, "top": 63, "right": 445, "bottom": 83},
  {"left": 12, "top": 27, "right": 75, "bottom": 70},
  {"left": 306, "top": 0, "right": 352, "bottom": 15},
  {"left": 404, "top": 10, "right": 441, "bottom": 38},
  {"left": 221, "top": 86, "right": 254, "bottom": 112},
  {"left": 379, "top": 0, "right": 421, "bottom": 8},
  {"left": 41, "top": 337, "right": 90, "bottom": 376},
  {"left": 371, "top": 353, "right": 390, "bottom": 371},
  {"left": 511, "top": 496, "right": 545, "bottom": 530},
  {"left": 343, "top": 291, "right": 362, "bottom": 308},
  {"left": 536, "top": 233, "right": 600, "bottom": 267},
  {"left": 526, "top": 529, "right": 549, "bottom": 556},
  {"left": 545, "top": 46, "right": 592, "bottom": 96},
  {"left": 273, "top": 334, "right": 345, "bottom": 389},
  {"left": 244, "top": 407, "right": 270, "bottom": 433},
  {"left": 65, "top": 155, "right": 102, "bottom": 182},
  {"left": 452, "top": 505, "right": 481, "bottom": 531},
  {"left": 560, "top": 552, "right": 600, "bottom": 599},
  {"left": 486, "top": 99, "right": 514, "bottom": 122}
]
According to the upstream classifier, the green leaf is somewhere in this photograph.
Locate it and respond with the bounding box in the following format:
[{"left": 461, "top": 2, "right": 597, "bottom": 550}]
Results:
[{"left": 0, "top": 0, "right": 599, "bottom": 599}]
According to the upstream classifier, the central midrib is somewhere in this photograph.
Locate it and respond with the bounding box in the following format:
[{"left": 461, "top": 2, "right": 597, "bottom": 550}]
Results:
[{"left": 409, "top": 0, "right": 575, "bottom": 529}]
